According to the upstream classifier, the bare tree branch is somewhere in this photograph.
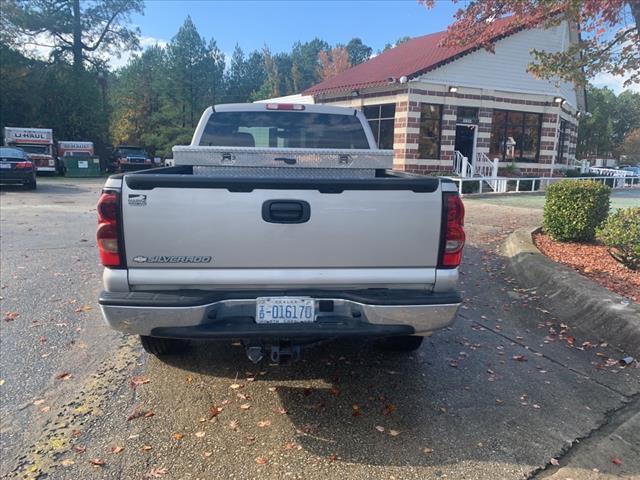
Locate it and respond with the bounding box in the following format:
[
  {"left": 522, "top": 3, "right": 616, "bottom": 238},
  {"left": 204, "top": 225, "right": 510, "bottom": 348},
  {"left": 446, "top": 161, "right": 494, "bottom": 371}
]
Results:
[{"left": 83, "top": 8, "right": 123, "bottom": 51}]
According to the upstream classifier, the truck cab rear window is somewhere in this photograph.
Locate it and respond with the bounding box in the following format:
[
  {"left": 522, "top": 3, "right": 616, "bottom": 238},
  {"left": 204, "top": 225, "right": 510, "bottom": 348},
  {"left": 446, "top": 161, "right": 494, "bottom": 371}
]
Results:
[{"left": 199, "top": 111, "right": 370, "bottom": 149}]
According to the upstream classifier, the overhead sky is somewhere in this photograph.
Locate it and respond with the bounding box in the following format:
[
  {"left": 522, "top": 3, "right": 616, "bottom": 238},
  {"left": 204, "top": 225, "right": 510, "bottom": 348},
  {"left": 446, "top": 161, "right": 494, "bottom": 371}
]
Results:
[{"left": 121, "top": 0, "right": 634, "bottom": 93}]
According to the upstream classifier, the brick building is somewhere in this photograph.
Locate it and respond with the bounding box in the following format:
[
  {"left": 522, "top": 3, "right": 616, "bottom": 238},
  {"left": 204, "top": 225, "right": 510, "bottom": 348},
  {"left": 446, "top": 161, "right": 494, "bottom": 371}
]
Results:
[{"left": 276, "top": 17, "right": 586, "bottom": 176}]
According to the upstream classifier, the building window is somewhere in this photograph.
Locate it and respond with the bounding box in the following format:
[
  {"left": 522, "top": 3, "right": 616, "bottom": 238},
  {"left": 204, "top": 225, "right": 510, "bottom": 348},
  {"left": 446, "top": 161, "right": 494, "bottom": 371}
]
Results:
[
  {"left": 418, "top": 104, "right": 442, "bottom": 159},
  {"left": 363, "top": 104, "right": 396, "bottom": 149},
  {"left": 457, "top": 106, "right": 478, "bottom": 125},
  {"left": 557, "top": 119, "right": 568, "bottom": 164},
  {"left": 489, "top": 110, "right": 541, "bottom": 162}
]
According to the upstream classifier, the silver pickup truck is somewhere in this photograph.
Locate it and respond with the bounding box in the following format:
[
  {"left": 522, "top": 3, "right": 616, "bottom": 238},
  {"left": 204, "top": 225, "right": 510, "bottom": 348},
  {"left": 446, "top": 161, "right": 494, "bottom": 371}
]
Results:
[{"left": 97, "top": 103, "right": 465, "bottom": 363}]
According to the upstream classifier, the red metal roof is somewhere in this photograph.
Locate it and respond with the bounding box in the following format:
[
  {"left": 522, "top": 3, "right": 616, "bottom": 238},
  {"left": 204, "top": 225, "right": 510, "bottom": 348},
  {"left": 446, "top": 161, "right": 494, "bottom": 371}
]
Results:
[{"left": 304, "top": 17, "right": 520, "bottom": 96}]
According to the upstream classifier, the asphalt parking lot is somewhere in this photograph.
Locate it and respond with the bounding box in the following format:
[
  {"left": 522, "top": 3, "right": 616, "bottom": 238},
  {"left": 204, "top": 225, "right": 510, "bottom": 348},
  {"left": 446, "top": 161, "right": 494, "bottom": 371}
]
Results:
[{"left": 1, "top": 178, "right": 639, "bottom": 479}]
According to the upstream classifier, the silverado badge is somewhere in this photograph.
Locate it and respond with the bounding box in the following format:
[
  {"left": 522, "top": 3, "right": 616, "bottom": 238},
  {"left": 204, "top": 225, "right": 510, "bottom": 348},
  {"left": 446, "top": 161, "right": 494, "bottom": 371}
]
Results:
[{"left": 132, "top": 255, "right": 212, "bottom": 264}]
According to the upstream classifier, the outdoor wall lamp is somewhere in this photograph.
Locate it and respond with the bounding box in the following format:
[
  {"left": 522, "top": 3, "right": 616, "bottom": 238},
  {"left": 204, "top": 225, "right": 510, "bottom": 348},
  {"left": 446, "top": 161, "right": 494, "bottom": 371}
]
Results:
[
  {"left": 448, "top": 86, "right": 458, "bottom": 93},
  {"left": 554, "top": 96, "right": 564, "bottom": 103}
]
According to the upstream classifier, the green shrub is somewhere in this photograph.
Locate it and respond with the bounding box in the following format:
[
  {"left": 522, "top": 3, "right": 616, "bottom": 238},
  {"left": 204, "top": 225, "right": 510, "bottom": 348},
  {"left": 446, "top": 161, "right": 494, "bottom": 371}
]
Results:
[
  {"left": 543, "top": 180, "right": 611, "bottom": 242},
  {"left": 597, "top": 207, "right": 640, "bottom": 270}
]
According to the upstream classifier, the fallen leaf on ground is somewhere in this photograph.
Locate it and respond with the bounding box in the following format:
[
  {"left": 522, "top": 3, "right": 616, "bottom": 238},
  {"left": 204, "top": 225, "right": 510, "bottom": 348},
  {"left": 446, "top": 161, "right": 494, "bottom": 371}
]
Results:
[
  {"left": 423, "top": 447, "right": 434, "bottom": 454},
  {"left": 129, "top": 376, "right": 150, "bottom": 389},
  {"left": 255, "top": 456, "right": 268, "bottom": 465},
  {"left": 73, "top": 445, "right": 86, "bottom": 454},
  {"left": 512, "top": 355, "right": 527, "bottom": 362},
  {"left": 126, "top": 407, "right": 154, "bottom": 421},
  {"left": 209, "top": 406, "right": 224, "bottom": 419},
  {"left": 283, "top": 442, "right": 297, "bottom": 450},
  {"left": 329, "top": 387, "right": 340, "bottom": 396},
  {"left": 612, "top": 457, "right": 623, "bottom": 465},
  {"left": 195, "top": 431, "right": 206, "bottom": 438},
  {"left": 203, "top": 452, "right": 213, "bottom": 458},
  {"left": 172, "top": 432, "right": 184, "bottom": 441},
  {"left": 275, "top": 407, "right": 288, "bottom": 415},
  {"left": 229, "top": 383, "right": 243, "bottom": 390},
  {"left": 267, "top": 387, "right": 277, "bottom": 392},
  {"left": 75, "top": 304, "right": 92, "bottom": 313},
  {"left": 375, "top": 425, "right": 385, "bottom": 433},
  {"left": 33, "top": 399, "right": 45, "bottom": 406},
  {"left": 3, "top": 311, "right": 18, "bottom": 321},
  {"left": 389, "top": 430, "right": 400, "bottom": 436},
  {"left": 240, "top": 403, "right": 251, "bottom": 410},
  {"left": 111, "top": 445, "right": 124, "bottom": 454},
  {"left": 228, "top": 420, "right": 239, "bottom": 430},
  {"left": 327, "top": 454, "right": 338, "bottom": 461},
  {"left": 55, "top": 372, "right": 71, "bottom": 380},
  {"left": 257, "top": 420, "right": 272, "bottom": 428},
  {"left": 144, "top": 467, "right": 169, "bottom": 478},
  {"left": 89, "top": 458, "right": 105, "bottom": 467},
  {"left": 139, "top": 445, "right": 152, "bottom": 452},
  {"left": 550, "top": 458, "right": 560, "bottom": 466},
  {"left": 60, "top": 459, "right": 75, "bottom": 467},
  {"left": 381, "top": 403, "right": 396, "bottom": 416}
]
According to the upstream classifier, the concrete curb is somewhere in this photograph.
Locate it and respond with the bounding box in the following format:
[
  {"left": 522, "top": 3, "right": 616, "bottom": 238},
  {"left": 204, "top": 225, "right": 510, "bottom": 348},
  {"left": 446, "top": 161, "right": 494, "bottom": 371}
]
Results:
[{"left": 503, "top": 227, "right": 640, "bottom": 356}]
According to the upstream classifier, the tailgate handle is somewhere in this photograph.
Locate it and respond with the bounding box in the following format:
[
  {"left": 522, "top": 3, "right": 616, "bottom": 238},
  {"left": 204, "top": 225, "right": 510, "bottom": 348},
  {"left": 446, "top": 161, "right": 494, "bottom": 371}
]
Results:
[{"left": 262, "top": 200, "right": 310, "bottom": 224}]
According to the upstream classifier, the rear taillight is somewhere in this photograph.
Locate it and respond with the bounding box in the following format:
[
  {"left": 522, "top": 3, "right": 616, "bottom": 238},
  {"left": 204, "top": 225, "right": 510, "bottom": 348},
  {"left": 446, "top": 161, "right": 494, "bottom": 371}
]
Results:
[
  {"left": 440, "top": 194, "right": 465, "bottom": 268},
  {"left": 97, "top": 191, "right": 121, "bottom": 267},
  {"left": 16, "top": 161, "right": 33, "bottom": 169}
]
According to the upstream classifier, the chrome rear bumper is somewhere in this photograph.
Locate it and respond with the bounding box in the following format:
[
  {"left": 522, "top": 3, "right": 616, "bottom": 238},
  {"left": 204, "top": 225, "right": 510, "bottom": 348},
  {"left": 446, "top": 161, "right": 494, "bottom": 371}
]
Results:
[{"left": 99, "top": 290, "right": 461, "bottom": 338}]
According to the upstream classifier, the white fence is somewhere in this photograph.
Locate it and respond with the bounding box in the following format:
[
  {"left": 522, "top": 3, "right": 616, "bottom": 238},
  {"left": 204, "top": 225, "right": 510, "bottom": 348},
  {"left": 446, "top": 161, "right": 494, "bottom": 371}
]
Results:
[{"left": 446, "top": 174, "right": 640, "bottom": 195}]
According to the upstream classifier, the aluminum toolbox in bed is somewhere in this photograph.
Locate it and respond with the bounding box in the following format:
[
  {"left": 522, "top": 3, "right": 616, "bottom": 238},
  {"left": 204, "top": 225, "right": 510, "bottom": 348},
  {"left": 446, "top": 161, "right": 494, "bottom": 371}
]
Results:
[{"left": 173, "top": 146, "right": 393, "bottom": 171}]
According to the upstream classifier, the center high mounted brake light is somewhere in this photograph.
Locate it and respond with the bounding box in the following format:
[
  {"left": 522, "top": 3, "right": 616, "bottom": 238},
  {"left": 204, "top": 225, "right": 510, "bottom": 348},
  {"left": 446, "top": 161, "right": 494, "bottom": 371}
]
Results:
[{"left": 265, "top": 103, "right": 305, "bottom": 111}]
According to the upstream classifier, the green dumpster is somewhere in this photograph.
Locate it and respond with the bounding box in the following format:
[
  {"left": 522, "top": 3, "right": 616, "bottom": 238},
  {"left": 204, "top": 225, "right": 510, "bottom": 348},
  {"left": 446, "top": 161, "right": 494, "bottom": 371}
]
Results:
[{"left": 64, "top": 156, "right": 102, "bottom": 177}]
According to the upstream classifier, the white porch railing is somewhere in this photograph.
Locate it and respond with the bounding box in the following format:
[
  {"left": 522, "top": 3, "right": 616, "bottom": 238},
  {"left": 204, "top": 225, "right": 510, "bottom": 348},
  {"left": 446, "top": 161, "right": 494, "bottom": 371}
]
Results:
[
  {"left": 453, "top": 150, "right": 505, "bottom": 192},
  {"left": 473, "top": 152, "right": 495, "bottom": 178},
  {"left": 445, "top": 174, "right": 640, "bottom": 195},
  {"left": 453, "top": 150, "right": 473, "bottom": 178}
]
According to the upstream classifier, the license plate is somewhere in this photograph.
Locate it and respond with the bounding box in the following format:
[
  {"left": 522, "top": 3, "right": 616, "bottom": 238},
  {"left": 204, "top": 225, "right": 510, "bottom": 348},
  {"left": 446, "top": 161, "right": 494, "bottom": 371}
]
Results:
[
  {"left": 0, "top": 163, "right": 10, "bottom": 169},
  {"left": 256, "top": 297, "right": 315, "bottom": 324},
  {"left": 48, "top": 159, "right": 55, "bottom": 166}
]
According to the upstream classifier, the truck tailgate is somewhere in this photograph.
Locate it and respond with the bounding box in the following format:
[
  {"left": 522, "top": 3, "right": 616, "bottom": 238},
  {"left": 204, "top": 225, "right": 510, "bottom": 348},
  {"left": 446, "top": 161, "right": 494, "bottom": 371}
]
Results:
[{"left": 121, "top": 175, "right": 443, "bottom": 289}]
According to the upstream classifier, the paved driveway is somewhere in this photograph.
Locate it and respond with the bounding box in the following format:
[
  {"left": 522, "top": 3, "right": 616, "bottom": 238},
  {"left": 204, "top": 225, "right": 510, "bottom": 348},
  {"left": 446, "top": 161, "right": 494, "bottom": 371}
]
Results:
[{"left": 1, "top": 179, "right": 638, "bottom": 479}]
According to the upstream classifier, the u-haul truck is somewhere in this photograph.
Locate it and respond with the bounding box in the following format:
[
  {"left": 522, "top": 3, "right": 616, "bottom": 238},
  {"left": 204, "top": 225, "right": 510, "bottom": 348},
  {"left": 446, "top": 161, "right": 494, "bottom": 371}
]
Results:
[
  {"left": 4, "top": 127, "right": 57, "bottom": 173},
  {"left": 57, "top": 141, "right": 94, "bottom": 158}
]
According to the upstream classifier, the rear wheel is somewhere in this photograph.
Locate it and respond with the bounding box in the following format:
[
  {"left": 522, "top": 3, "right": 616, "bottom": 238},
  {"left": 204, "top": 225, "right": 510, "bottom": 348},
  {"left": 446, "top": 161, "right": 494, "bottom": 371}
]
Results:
[
  {"left": 379, "top": 335, "right": 424, "bottom": 352},
  {"left": 140, "top": 335, "right": 189, "bottom": 356}
]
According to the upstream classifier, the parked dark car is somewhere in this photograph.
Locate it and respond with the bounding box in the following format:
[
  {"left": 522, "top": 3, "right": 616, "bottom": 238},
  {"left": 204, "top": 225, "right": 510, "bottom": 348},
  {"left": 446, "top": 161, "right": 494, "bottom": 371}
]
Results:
[
  {"left": 0, "top": 147, "right": 37, "bottom": 189},
  {"left": 109, "top": 145, "right": 153, "bottom": 172}
]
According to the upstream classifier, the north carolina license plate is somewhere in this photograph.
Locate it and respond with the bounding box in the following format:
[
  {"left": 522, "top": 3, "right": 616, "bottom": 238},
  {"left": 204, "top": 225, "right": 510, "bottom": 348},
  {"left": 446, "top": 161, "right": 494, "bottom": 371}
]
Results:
[{"left": 255, "top": 297, "right": 315, "bottom": 324}]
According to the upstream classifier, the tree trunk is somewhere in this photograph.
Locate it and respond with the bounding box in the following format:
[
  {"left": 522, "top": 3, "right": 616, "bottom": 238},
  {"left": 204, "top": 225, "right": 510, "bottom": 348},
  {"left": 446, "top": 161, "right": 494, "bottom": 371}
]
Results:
[
  {"left": 72, "top": 0, "right": 83, "bottom": 71},
  {"left": 629, "top": 1, "right": 640, "bottom": 33}
]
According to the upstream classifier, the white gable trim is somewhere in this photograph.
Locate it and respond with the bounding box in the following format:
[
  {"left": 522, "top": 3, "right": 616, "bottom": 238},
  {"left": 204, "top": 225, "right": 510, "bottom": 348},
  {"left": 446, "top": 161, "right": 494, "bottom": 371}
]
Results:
[{"left": 416, "top": 21, "right": 580, "bottom": 109}]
